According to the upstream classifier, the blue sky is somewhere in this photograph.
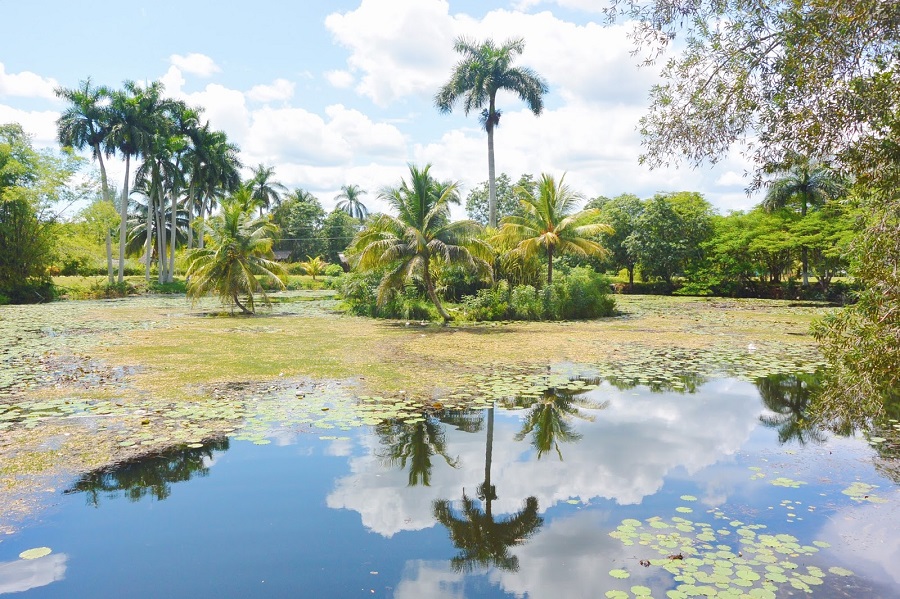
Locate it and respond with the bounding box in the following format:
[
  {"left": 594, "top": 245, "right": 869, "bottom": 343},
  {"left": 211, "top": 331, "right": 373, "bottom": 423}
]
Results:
[{"left": 0, "top": 0, "right": 761, "bottom": 216}]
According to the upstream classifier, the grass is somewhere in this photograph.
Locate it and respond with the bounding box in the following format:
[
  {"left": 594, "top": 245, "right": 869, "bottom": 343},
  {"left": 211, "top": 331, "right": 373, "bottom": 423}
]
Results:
[{"left": 0, "top": 290, "right": 833, "bottom": 531}]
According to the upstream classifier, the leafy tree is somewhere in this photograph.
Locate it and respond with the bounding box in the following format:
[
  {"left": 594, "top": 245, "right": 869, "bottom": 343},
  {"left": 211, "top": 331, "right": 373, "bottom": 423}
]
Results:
[
  {"left": 348, "top": 164, "right": 491, "bottom": 322},
  {"left": 626, "top": 192, "right": 715, "bottom": 286},
  {"left": 272, "top": 189, "right": 326, "bottom": 261},
  {"left": 464, "top": 173, "right": 534, "bottom": 226},
  {"left": 763, "top": 161, "right": 845, "bottom": 286},
  {"left": 587, "top": 193, "right": 644, "bottom": 287},
  {"left": 321, "top": 209, "right": 360, "bottom": 265},
  {"left": 246, "top": 164, "right": 287, "bottom": 217},
  {"left": 334, "top": 184, "right": 368, "bottom": 220},
  {"left": 495, "top": 173, "right": 611, "bottom": 284},
  {"left": 436, "top": 37, "right": 548, "bottom": 228},
  {"left": 185, "top": 192, "right": 286, "bottom": 314}
]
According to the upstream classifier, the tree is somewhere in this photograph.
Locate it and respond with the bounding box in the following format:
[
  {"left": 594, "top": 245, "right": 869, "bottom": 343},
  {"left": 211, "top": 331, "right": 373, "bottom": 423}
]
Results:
[
  {"left": 299, "top": 255, "right": 326, "bottom": 281},
  {"left": 321, "top": 209, "right": 360, "bottom": 265},
  {"left": 185, "top": 192, "right": 286, "bottom": 314},
  {"left": 246, "top": 164, "right": 287, "bottom": 217},
  {"left": 334, "top": 184, "right": 369, "bottom": 220},
  {"left": 587, "top": 193, "right": 644, "bottom": 287},
  {"left": 348, "top": 164, "right": 492, "bottom": 322},
  {"left": 436, "top": 37, "right": 548, "bottom": 228},
  {"left": 56, "top": 79, "right": 116, "bottom": 283},
  {"left": 762, "top": 161, "right": 845, "bottom": 286},
  {"left": 465, "top": 173, "right": 534, "bottom": 226},
  {"left": 271, "top": 189, "right": 326, "bottom": 261},
  {"left": 376, "top": 414, "right": 458, "bottom": 487},
  {"left": 191, "top": 127, "right": 242, "bottom": 250},
  {"left": 757, "top": 374, "right": 826, "bottom": 446},
  {"left": 495, "top": 173, "right": 611, "bottom": 285},
  {"left": 626, "top": 192, "right": 715, "bottom": 286}
]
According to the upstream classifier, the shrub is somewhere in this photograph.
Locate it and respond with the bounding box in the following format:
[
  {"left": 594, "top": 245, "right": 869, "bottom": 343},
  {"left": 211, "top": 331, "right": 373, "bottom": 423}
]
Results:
[
  {"left": 461, "top": 283, "right": 510, "bottom": 321},
  {"left": 0, "top": 293, "right": 9, "bottom": 305},
  {"left": 325, "top": 263, "right": 345, "bottom": 277},
  {"left": 510, "top": 285, "right": 542, "bottom": 320}
]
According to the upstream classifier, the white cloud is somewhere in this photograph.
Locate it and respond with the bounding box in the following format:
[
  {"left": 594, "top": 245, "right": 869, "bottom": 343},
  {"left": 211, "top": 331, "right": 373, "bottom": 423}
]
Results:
[
  {"left": 325, "top": 70, "right": 355, "bottom": 89},
  {"left": 169, "top": 53, "right": 221, "bottom": 77},
  {"left": 0, "top": 63, "right": 58, "bottom": 100},
  {"left": 0, "top": 105, "right": 60, "bottom": 147},
  {"left": 0, "top": 554, "right": 68, "bottom": 594},
  {"left": 247, "top": 79, "right": 296, "bottom": 103}
]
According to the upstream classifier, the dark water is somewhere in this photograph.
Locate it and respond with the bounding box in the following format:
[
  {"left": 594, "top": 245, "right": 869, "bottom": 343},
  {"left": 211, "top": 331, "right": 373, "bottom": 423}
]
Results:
[{"left": 2, "top": 376, "right": 898, "bottom": 598}]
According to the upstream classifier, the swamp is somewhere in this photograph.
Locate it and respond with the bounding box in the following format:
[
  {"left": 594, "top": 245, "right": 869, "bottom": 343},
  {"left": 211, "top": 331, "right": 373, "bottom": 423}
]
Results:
[{"left": 1, "top": 291, "right": 898, "bottom": 598}]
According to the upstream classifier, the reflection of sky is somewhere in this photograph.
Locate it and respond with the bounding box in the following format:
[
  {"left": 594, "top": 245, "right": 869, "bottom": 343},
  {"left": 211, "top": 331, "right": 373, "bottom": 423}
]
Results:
[
  {"left": 327, "top": 379, "right": 764, "bottom": 537},
  {"left": 0, "top": 554, "right": 67, "bottom": 594}
]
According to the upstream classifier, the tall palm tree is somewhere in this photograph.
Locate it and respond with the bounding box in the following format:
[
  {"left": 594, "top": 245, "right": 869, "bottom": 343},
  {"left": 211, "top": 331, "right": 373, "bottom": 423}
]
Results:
[
  {"left": 757, "top": 374, "right": 827, "bottom": 446},
  {"left": 246, "top": 164, "right": 287, "bottom": 217},
  {"left": 436, "top": 37, "right": 548, "bottom": 228},
  {"left": 348, "top": 164, "right": 492, "bottom": 322},
  {"left": 193, "top": 129, "right": 242, "bottom": 250},
  {"left": 376, "top": 413, "right": 458, "bottom": 487},
  {"left": 55, "top": 78, "right": 116, "bottom": 283},
  {"left": 107, "top": 80, "right": 170, "bottom": 283},
  {"left": 495, "top": 173, "right": 612, "bottom": 284},
  {"left": 763, "top": 160, "right": 844, "bottom": 286},
  {"left": 185, "top": 191, "right": 286, "bottom": 314},
  {"left": 335, "top": 184, "right": 369, "bottom": 220}
]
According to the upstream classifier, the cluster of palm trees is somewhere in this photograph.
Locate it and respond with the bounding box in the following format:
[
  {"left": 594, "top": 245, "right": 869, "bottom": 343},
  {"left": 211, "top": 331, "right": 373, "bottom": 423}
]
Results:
[{"left": 56, "top": 79, "right": 242, "bottom": 284}]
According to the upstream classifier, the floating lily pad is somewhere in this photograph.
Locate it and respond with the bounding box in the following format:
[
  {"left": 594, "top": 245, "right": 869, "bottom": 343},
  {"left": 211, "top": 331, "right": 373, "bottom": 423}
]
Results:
[{"left": 19, "top": 547, "right": 52, "bottom": 560}]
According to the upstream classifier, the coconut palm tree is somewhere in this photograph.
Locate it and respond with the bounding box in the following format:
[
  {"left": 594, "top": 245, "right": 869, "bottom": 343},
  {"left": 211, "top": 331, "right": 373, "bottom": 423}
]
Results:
[
  {"left": 56, "top": 79, "right": 116, "bottom": 282},
  {"left": 763, "top": 160, "right": 845, "bottom": 286},
  {"left": 335, "top": 184, "right": 369, "bottom": 220},
  {"left": 299, "top": 255, "right": 327, "bottom": 281},
  {"left": 376, "top": 413, "right": 459, "bottom": 487},
  {"left": 495, "top": 173, "right": 612, "bottom": 284},
  {"left": 436, "top": 37, "right": 548, "bottom": 228},
  {"left": 348, "top": 164, "right": 492, "bottom": 322},
  {"left": 185, "top": 191, "right": 286, "bottom": 314},
  {"left": 246, "top": 164, "right": 287, "bottom": 216}
]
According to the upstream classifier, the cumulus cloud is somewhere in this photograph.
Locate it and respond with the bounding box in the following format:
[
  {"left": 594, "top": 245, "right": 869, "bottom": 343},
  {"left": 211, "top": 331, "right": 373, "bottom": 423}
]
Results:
[
  {"left": 169, "top": 53, "right": 221, "bottom": 77},
  {"left": 0, "top": 105, "right": 60, "bottom": 147},
  {"left": 325, "top": 70, "right": 355, "bottom": 89},
  {"left": 247, "top": 79, "right": 295, "bottom": 103},
  {"left": 0, "top": 554, "right": 68, "bottom": 594},
  {"left": 0, "top": 63, "right": 58, "bottom": 100}
]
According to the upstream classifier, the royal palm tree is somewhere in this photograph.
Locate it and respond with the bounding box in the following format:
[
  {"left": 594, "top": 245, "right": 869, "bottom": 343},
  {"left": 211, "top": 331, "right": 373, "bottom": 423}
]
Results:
[
  {"left": 193, "top": 129, "right": 242, "bottom": 249},
  {"left": 495, "top": 173, "right": 612, "bottom": 284},
  {"left": 763, "top": 160, "right": 844, "bottom": 286},
  {"left": 185, "top": 191, "right": 286, "bottom": 314},
  {"left": 436, "top": 37, "right": 548, "bottom": 228},
  {"left": 348, "top": 164, "right": 492, "bottom": 322},
  {"left": 246, "top": 164, "right": 287, "bottom": 216},
  {"left": 335, "top": 184, "right": 369, "bottom": 220},
  {"left": 56, "top": 79, "right": 116, "bottom": 282}
]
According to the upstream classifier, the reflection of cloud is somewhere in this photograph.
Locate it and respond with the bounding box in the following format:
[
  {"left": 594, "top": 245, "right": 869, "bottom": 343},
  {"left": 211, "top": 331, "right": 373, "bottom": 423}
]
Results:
[
  {"left": 328, "top": 380, "right": 763, "bottom": 537},
  {"left": 817, "top": 492, "right": 900, "bottom": 587},
  {"left": 393, "top": 560, "right": 466, "bottom": 599},
  {"left": 0, "top": 554, "right": 67, "bottom": 594}
]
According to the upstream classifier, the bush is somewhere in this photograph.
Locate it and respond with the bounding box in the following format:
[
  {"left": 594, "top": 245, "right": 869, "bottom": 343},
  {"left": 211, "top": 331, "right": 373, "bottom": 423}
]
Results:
[
  {"left": 0, "top": 293, "right": 9, "bottom": 305},
  {"left": 324, "top": 263, "right": 345, "bottom": 277},
  {"left": 339, "top": 270, "right": 438, "bottom": 320},
  {"left": 460, "top": 268, "right": 616, "bottom": 321},
  {"left": 0, "top": 280, "right": 56, "bottom": 304}
]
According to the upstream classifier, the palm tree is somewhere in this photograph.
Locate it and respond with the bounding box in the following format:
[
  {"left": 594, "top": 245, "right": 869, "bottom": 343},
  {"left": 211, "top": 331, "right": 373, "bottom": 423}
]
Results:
[
  {"left": 436, "top": 37, "right": 548, "bottom": 228},
  {"left": 185, "top": 191, "right": 286, "bottom": 314},
  {"left": 763, "top": 160, "right": 844, "bottom": 286},
  {"left": 335, "top": 184, "right": 369, "bottom": 220},
  {"left": 495, "top": 173, "right": 612, "bottom": 284},
  {"left": 299, "top": 255, "right": 327, "bottom": 281},
  {"left": 757, "top": 374, "right": 827, "bottom": 446},
  {"left": 348, "top": 164, "right": 492, "bottom": 322},
  {"left": 55, "top": 79, "right": 116, "bottom": 282},
  {"left": 193, "top": 129, "right": 242, "bottom": 249},
  {"left": 246, "top": 164, "right": 287, "bottom": 217}
]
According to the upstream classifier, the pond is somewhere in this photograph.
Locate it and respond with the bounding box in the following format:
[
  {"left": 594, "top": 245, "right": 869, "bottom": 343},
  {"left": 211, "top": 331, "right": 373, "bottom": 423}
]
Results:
[{"left": 2, "top": 374, "right": 898, "bottom": 598}]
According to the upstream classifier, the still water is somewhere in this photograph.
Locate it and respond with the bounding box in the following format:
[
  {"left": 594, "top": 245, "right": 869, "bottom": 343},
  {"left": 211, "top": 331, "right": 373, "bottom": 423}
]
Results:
[{"left": 2, "top": 376, "right": 898, "bottom": 598}]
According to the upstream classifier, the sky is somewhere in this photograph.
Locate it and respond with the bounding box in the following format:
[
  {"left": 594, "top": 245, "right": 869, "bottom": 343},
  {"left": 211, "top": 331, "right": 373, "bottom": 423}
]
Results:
[{"left": 0, "top": 0, "right": 762, "bottom": 217}]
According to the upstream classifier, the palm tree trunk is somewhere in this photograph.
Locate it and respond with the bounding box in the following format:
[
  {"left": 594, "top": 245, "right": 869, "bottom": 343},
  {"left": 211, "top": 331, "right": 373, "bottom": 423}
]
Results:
[
  {"left": 627, "top": 264, "right": 634, "bottom": 290},
  {"left": 145, "top": 192, "right": 153, "bottom": 282},
  {"left": 800, "top": 194, "right": 809, "bottom": 287},
  {"left": 484, "top": 405, "right": 494, "bottom": 519},
  {"left": 168, "top": 187, "right": 177, "bottom": 283},
  {"left": 186, "top": 181, "right": 196, "bottom": 250},
  {"left": 547, "top": 245, "right": 554, "bottom": 285},
  {"left": 156, "top": 187, "right": 166, "bottom": 284},
  {"left": 93, "top": 144, "right": 114, "bottom": 285},
  {"left": 118, "top": 155, "right": 131, "bottom": 283},
  {"left": 422, "top": 257, "right": 452, "bottom": 322},
  {"left": 233, "top": 293, "right": 252, "bottom": 314},
  {"left": 487, "top": 104, "right": 497, "bottom": 229},
  {"left": 198, "top": 196, "right": 206, "bottom": 250}
]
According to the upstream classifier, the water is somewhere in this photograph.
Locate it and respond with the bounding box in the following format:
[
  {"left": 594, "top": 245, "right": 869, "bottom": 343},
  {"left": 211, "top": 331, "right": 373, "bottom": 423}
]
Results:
[{"left": 2, "top": 377, "right": 898, "bottom": 598}]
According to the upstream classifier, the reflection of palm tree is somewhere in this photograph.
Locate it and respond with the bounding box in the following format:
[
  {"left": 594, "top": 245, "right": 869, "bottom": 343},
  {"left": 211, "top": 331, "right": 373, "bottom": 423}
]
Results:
[
  {"left": 376, "top": 413, "right": 458, "bottom": 486},
  {"left": 66, "top": 438, "right": 229, "bottom": 506},
  {"left": 757, "top": 373, "right": 826, "bottom": 445},
  {"left": 433, "top": 403, "right": 543, "bottom": 572},
  {"left": 512, "top": 377, "right": 607, "bottom": 460}
]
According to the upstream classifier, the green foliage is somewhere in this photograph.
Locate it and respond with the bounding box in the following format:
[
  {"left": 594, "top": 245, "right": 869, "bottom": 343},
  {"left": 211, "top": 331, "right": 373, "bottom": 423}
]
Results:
[
  {"left": 338, "top": 269, "right": 436, "bottom": 320},
  {"left": 324, "top": 263, "right": 344, "bottom": 277},
  {"left": 271, "top": 188, "right": 326, "bottom": 261},
  {"left": 299, "top": 255, "right": 327, "bottom": 280},
  {"left": 586, "top": 193, "right": 643, "bottom": 285},
  {"left": 461, "top": 268, "right": 615, "bottom": 321},
  {"left": 626, "top": 192, "right": 715, "bottom": 286},
  {"left": 465, "top": 173, "right": 533, "bottom": 225},
  {"left": 321, "top": 208, "right": 360, "bottom": 264}
]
